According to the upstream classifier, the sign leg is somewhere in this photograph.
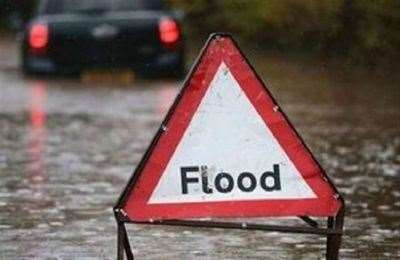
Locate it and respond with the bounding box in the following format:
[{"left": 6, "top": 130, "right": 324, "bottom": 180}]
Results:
[
  {"left": 117, "top": 221, "right": 134, "bottom": 260},
  {"left": 117, "top": 222, "right": 125, "bottom": 260},
  {"left": 121, "top": 223, "right": 134, "bottom": 260},
  {"left": 326, "top": 209, "right": 344, "bottom": 260}
]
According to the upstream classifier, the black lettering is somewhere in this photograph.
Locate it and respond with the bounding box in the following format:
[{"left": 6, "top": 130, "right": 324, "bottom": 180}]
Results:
[
  {"left": 260, "top": 164, "right": 281, "bottom": 191},
  {"left": 200, "top": 165, "right": 213, "bottom": 194},
  {"left": 181, "top": 166, "right": 199, "bottom": 194},
  {"left": 237, "top": 172, "right": 257, "bottom": 192},
  {"left": 215, "top": 172, "right": 234, "bottom": 193}
]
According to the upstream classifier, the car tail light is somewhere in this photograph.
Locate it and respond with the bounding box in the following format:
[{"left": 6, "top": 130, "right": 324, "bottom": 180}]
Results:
[
  {"left": 159, "top": 18, "right": 180, "bottom": 48},
  {"left": 29, "top": 23, "right": 49, "bottom": 54}
]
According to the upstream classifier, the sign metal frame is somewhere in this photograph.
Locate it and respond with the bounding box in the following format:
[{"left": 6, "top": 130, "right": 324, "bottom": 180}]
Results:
[{"left": 114, "top": 33, "right": 345, "bottom": 260}]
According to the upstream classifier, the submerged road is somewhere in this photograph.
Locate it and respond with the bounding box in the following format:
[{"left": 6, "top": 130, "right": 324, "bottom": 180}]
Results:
[{"left": 0, "top": 37, "right": 399, "bottom": 259}]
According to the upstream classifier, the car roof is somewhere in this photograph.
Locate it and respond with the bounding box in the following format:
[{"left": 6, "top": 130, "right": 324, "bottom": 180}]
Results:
[{"left": 37, "top": 0, "right": 165, "bottom": 15}]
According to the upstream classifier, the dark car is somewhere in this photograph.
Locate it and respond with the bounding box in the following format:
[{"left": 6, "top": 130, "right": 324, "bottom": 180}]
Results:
[{"left": 21, "top": 0, "right": 185, "bottom": 77}]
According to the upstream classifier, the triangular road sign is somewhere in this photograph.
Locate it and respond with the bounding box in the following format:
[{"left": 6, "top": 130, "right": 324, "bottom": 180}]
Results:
[{"left": 115, "top": 34, "right": 342, "bottom": 222}]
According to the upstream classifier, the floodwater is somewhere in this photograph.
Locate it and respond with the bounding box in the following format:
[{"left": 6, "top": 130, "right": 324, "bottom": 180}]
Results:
[{"left": 0, "top": 38, "right": 399, "bottom": 259}]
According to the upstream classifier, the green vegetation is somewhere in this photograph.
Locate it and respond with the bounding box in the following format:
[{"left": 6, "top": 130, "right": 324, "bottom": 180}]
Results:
[{"left": 171, "top": 0, "right": 400, "bottom": 71}]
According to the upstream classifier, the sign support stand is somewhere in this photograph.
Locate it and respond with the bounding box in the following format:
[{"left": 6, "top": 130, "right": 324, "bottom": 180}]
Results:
[
  {"left": 114, "top": 205, "right": 344, "bottom": 260},
  {"left": 115, "top": 209, "right": 134, "bottom": 260},
  {"left": 326, "top": 207, "right": 345, "bottom": 259}
]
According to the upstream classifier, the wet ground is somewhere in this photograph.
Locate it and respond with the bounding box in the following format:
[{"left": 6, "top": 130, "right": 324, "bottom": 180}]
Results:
[{"left": 0, "top": 37, "right": 399, "bottom": 259}]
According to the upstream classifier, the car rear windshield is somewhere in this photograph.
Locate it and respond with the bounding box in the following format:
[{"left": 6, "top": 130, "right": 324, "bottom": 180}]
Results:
[{"left": 40, "top": 0, "right": 165, "bottom": 15}]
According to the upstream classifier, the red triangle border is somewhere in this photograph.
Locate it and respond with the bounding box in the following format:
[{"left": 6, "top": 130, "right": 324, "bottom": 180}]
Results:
[{"left": 116, "top": 34, "right": 343, "bottom": 221}]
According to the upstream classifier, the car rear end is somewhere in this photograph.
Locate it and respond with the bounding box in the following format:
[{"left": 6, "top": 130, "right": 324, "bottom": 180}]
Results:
[{"left": 22, "top": 0, "right": 184, "bottom": 76}]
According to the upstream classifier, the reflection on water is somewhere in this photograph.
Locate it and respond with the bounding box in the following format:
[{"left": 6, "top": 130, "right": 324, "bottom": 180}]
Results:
[
  {"left": 28, "top": 82, "right": 47, "bottom": 183},
  {"left": 0, "top": 62, "right": 399, "bottom": 259}
]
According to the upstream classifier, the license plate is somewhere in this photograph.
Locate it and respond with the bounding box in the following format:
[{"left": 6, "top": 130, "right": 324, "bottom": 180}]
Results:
[{"left": 81, "top": 69, "right": 135, "bottom": 85}]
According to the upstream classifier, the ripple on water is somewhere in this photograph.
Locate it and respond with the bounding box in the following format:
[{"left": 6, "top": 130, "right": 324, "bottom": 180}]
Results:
[{"left": 0, "top": 60, "right": 399, "bottom": 259}]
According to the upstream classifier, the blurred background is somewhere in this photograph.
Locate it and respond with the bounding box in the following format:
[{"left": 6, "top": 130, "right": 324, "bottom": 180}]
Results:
[
  {"left": 0, "top": 0, "right": 399, "bottom": 259},
  {"left": 176, "top": 0, "right": 400, "bottom": 73},
  {"left": 2, "top": 0, "right": 400, "bottom": 72}
]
